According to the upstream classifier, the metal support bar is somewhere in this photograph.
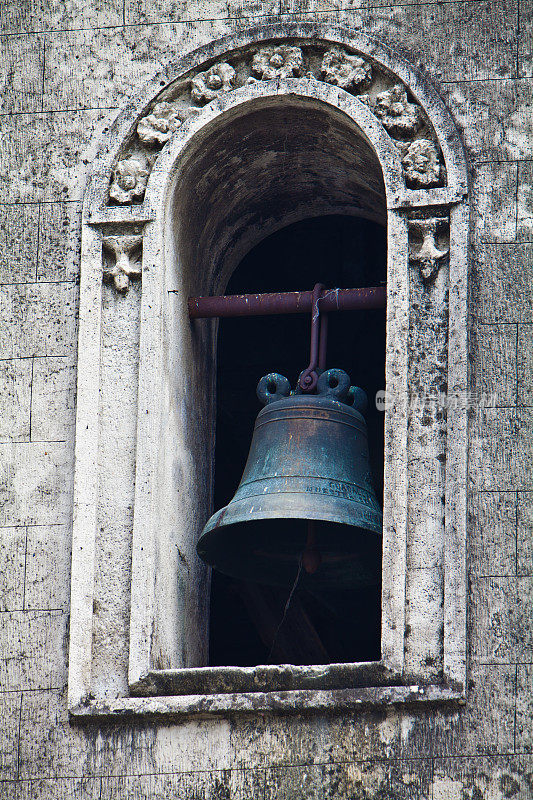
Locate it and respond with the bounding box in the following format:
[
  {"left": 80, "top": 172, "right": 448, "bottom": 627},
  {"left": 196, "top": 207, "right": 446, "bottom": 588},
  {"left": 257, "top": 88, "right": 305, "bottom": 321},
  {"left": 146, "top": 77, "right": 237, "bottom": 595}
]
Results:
[{"left": 188, "top": 286, "right": 386, "bottom": 319}]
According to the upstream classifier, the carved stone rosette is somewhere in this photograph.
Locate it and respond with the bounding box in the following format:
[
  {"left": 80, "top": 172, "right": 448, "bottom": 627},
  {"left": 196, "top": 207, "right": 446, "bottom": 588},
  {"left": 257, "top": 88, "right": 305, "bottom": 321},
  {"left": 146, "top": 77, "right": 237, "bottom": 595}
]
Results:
[
  {"left": 137, "top": 102, "right": 188, "bottom": 146},
  {"left": 400, "top": 139, "right": 442, "bottom": 188},
  {"left": 368, "top": 84, "right": 421, "bottom": 138},
  {"left": 109, "top": 156, "right": 150, "bottom": 205},
  {"left": 320, "top": 47, "right": 371, "bottom": 92},
  {"left": 190, "top": 62, "right": 236, "bottom": 104},
  {"left": 251, "top": 45, "right": 304, "bottom": 80}
]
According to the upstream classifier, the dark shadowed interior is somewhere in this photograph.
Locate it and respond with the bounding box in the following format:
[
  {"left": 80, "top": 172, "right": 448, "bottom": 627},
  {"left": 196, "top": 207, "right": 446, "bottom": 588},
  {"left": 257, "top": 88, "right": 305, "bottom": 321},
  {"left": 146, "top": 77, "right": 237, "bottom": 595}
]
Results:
[{"left": 208, "top": 214, "right": 386, "bottom": 667}]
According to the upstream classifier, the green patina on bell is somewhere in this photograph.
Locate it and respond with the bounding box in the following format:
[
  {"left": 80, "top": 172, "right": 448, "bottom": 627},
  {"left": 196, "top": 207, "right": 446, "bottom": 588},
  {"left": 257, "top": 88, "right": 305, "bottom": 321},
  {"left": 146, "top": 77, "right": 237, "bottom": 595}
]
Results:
[{"left": 197, "top": 368, "right": 382, "bottom": 591}]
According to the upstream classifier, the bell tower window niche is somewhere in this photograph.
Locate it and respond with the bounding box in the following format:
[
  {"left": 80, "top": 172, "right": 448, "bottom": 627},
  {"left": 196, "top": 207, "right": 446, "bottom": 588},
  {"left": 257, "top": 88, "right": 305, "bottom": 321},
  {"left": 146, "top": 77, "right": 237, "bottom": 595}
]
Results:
[
  {"left": 67, "top": 24, "right": 469, "bottom": 719},
  {"left": 207, "top": 216, "right": 386, "bottom": 668}
]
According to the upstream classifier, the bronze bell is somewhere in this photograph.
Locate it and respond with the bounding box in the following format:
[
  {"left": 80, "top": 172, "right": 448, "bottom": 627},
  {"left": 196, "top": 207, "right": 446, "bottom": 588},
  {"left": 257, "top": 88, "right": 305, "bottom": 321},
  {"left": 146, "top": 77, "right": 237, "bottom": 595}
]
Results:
[{"left": 197, "top": 368, "right": 382, "bottom": 591}]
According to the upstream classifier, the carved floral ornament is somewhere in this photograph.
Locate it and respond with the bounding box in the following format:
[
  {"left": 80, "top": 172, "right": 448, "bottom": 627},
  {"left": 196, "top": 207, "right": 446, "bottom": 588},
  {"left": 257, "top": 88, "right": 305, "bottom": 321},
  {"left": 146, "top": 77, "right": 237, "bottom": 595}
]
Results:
[
  {"left": 191, "top": 62, "right": 236, "bottom": 104},
  {"left": 136, "top": 102, "right": 188, "bottom": 146},
  {"left": 408, "top": 216, "right": 449, "bottom": 283},
  {"left": 250, "top": 44, "right": 304, "bottom": 80},
  {"left": 362, "top": 84, "right": 420, "bottom": 138},
  {"left": 320, "top": 46, "right": 372, "bottom": 92},
  {"left": 109, "top": 155, "right": 150, "bottom": 204},
  {"left": 400, "top": 138, "right": 442, "bottom": 188},
  {"left": 107, "top": 42, "right": 446, "bottom": 207},
  {"left": 102, "top": 234, "right": 143, "bottom": 292}
]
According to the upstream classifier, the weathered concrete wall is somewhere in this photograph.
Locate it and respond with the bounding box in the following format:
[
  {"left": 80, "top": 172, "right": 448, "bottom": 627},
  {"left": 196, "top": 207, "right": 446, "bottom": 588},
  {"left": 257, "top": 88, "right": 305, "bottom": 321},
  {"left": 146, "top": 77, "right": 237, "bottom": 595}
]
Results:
[{"left": 0, "top": 1, "right": 531, "bottom": 798}]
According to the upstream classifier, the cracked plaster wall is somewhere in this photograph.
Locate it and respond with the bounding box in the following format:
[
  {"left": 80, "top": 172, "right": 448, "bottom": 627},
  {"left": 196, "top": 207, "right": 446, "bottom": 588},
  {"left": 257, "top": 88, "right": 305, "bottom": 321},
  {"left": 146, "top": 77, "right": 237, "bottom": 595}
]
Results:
[{"left": 0, "top": 1, "right": 532, "bottom": 799}]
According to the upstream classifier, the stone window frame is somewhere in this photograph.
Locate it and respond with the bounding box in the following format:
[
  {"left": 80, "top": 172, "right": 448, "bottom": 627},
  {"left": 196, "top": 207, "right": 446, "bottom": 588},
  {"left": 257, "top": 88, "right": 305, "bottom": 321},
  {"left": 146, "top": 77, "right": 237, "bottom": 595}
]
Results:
[{"left": 68, "top": 22, "right": 469, "bottom": 721}]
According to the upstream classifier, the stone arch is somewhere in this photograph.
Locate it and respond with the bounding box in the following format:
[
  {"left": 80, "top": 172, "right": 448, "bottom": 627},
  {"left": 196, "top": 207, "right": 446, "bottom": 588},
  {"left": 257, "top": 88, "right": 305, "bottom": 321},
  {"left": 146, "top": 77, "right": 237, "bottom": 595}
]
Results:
[
  {"left": 85, "top": 22, "right": 468, "bottom": 223},
  {"left": 69, "top": 23, "right": 469, "bottom": 714},
  {"left": 165, "top": 84, "right": 394, "bottom": 298}
]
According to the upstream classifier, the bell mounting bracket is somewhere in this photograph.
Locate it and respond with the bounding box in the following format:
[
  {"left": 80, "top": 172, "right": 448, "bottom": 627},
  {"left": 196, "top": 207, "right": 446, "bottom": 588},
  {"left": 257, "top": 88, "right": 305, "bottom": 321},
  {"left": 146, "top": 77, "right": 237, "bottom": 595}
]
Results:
[
  {"left": 188, "top": 283, "right": 386, "bottom": 393},
  {"left": 298, "top": 282, "right": 328, "bottom": 393}
]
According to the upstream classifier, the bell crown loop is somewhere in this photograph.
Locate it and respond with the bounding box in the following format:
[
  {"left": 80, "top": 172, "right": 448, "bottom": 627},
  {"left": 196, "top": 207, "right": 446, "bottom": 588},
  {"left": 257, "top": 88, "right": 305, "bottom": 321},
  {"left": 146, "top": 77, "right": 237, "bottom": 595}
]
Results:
[{"left": 257, "top": 368, "right": 368, "bottom": 414}]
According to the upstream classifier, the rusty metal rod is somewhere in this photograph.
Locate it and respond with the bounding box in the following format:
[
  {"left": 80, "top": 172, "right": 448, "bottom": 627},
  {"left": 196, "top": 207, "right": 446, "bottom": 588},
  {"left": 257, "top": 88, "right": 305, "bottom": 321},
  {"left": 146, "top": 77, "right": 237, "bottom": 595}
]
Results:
[
  {"left": 299, "top": 282, "right": 325, "bottom": 394},
  {"left": 188, "top": 286, "right": 386, "bottom": 319}
]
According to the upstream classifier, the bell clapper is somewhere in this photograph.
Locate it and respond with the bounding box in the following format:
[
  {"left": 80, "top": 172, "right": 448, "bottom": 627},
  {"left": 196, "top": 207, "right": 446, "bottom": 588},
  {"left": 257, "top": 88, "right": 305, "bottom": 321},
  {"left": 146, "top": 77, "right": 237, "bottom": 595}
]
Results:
[{"left": 302, "top": 520, "right": 322, "bottom": 574}]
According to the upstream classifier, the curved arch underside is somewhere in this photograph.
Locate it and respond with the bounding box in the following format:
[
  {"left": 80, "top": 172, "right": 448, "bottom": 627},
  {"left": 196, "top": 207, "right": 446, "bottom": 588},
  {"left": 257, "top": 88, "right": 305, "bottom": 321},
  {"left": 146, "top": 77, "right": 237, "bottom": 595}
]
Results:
[{"left": 172, "top": 96, "right": 387, "bottom": 295}]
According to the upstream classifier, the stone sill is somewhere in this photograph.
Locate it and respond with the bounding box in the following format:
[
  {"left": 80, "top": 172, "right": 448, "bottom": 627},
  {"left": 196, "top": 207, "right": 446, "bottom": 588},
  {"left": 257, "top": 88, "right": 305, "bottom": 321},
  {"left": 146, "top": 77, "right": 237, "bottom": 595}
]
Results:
[
  {"left": 131, "top": 661, "right": 393, "bottom": 697},
  {"left": 70, "top": 684, "right": 464, "bottom": 723}
]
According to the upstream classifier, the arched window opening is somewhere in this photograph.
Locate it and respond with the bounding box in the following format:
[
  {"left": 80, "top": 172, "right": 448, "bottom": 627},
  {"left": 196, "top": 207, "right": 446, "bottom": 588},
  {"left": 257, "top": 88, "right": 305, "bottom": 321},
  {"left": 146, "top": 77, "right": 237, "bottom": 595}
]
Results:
[
  {"left": 68, "top": 29, "right": 469, "bottom": 713},
  {"left": 209, "top": 214, "right": 386, "bottom": 667},
  {"left": 168, "top": 95, "right": 389, "bottom": 669}
]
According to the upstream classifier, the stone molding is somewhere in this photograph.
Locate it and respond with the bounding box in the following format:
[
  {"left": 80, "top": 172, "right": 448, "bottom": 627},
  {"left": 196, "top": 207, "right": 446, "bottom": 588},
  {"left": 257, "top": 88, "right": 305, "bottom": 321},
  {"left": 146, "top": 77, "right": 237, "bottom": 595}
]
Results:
[
  {"left": 71, "top": 684, "right": 464, "bottom": 722},
  {"left": 69, "top": 22, "right": 469, "bottom": 720}
]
